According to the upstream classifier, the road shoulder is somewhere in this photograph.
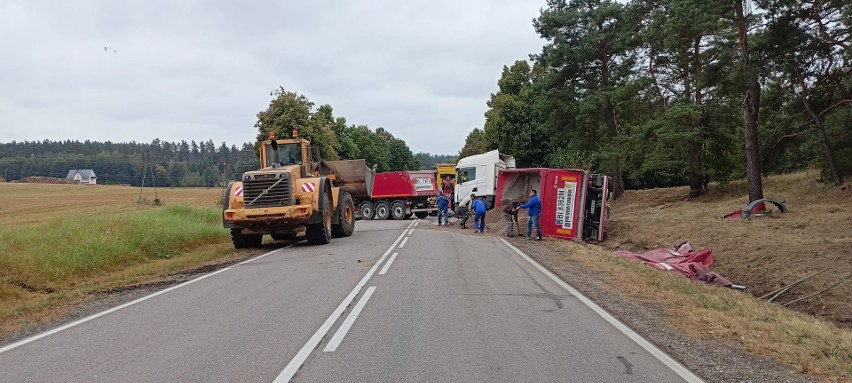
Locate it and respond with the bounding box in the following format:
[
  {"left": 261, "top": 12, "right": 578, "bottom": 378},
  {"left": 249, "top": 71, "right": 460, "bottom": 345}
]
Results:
[{"left": 510, "top": 238, "right": 816, "bottom": 383}]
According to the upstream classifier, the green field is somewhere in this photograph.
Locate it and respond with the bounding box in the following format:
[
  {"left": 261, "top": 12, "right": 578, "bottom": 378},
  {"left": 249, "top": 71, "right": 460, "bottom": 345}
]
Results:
[{"left": 0, "top": 184, "right": 237, "bottom": 338}]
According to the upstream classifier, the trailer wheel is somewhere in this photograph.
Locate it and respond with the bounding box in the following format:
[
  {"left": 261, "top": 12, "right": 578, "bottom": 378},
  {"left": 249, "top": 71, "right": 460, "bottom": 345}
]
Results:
[
  {"left": 306, "top": 193, "right": 332, "bottom": 245},
  {"left": 231, "top": 228, "right": 262, "bottom": 249},
  {"left": 360, "top": 201, "right": 375, "bottom": 220},
  {"left": 332, "top": 191, "right": 355, "bottom": 238},
  {"left": 391, "top": 201, "right": 407, "bottom": 220},
  {"left": 375, "top": 201, "right": 390, "bottom": 220},
  {"left": 414, "top": 211, "right": 429, "bottom": 219}
]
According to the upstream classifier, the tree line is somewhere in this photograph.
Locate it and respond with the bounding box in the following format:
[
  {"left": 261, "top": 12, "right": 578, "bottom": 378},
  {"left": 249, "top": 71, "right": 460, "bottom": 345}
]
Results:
[
  {"left": 0, "top": 139, "right": 259, "bottom": 187},
  {"left": 0, "top": 89, "right": 457, "bottom": 186},
  {"left": 254, "top": 87, "right": 432, "bottom": 173},
  {"left": 460, "top": 0, "right": 850, "bottom": 199}
]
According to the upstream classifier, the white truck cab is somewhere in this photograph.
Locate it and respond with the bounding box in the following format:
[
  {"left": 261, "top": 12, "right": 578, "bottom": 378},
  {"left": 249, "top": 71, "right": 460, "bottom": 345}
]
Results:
[{"left": 454, "top": 150, "right": 516, "bottom": 210}]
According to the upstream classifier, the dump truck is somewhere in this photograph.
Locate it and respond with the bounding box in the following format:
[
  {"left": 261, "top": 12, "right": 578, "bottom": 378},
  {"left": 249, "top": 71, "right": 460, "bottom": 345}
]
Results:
[
  {"left": 434, "top": 163, "right": 456, "bottom": 196},
  {"left": 357, "top": 170, "right": 438, "bottom": 220},
  {"left": 222, "top": 131, "right": 374, "bottom": 248},
  {"left": 495, "top": 168, "right": 611, "bottom": 241}
]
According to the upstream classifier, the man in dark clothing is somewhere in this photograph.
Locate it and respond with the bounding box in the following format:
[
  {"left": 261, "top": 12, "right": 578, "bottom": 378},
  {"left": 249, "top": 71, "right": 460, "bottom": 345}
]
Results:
[
  {"left": 457, "top": 193, "right": 474, "bottom": 229},
  {"left": 516, "top": 189, "right": 542, "bottom": 240},
  {"left": 472, "top": 197, "right": 487, "bottom": 233},
  {"left": 436, "top": 193, "right": 449, "bottom": 226},
  {"left": 502, "top": 200, "right": 521, "bottom": 238}
]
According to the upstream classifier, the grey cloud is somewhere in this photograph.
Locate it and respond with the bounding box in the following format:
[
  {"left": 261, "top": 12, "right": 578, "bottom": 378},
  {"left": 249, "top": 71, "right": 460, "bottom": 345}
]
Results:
[{"left": 0, "top": 0, "right": 544, "bottom": 154}]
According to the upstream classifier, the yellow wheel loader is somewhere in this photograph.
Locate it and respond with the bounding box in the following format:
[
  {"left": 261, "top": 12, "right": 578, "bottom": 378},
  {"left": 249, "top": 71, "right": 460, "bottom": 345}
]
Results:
[{"left": 222, "top": 132, "right": 374, "bottom": 248}]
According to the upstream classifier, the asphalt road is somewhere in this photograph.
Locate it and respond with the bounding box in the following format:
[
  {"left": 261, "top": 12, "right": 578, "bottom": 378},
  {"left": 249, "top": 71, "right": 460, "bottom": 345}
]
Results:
[{"left": 0, "top": 218, "right": 702, "bottom": 383}]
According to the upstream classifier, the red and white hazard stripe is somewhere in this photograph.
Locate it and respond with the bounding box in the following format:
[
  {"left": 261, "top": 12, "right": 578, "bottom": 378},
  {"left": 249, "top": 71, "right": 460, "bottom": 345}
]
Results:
[
  {"left": 301, "top": 182, "right": 316, "bottom": 193},
  {"left": 235, "top": 186, "right": 243, "bottom": 196}
]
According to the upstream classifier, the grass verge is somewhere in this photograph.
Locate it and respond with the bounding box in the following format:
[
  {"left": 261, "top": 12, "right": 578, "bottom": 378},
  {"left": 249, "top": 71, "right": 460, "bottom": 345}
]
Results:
[
  {"left": 0, "top": 205, "right": 233, "bottom": 339},
  {"left": 542, "top": 240, "right": 852, "bottom": 381}
]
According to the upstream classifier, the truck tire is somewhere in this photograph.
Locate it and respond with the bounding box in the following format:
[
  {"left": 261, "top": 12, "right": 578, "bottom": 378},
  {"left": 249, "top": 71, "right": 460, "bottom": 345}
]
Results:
[
  {"left": 306, "top": 193, "right": 332, "bottom": 245},
  {"left": 414, "top": 211, "right": 429, "bottom": 219},
  {"left": 391, "top": 201, "right": 407, "bottom": 220},
  {"left": 360, "top": 201, "right": 375, "bottom": 220},
  {"left": 375, "top": 201, "right": 390, "bottom": 220},
  {"left": 231, "top": 228, "right": 262, "bottom": 249},
  {"left": 332, "top": 192, "right": 355, "bottom": 238}
]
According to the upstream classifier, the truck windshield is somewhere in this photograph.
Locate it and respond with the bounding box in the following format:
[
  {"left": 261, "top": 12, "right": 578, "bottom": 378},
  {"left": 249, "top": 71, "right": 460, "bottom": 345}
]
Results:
[
  {"left": 265, "top": 143, "right": 302, "bottom": 166},
  {"left": 457, "top": 167, "right": 476, "bottom": 183}
]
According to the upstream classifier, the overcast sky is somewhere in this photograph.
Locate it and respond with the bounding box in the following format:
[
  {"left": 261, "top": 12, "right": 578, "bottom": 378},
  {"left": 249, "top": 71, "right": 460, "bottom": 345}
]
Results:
[{"left": 0, "top": 0, "right": 546, "bottom": 154}]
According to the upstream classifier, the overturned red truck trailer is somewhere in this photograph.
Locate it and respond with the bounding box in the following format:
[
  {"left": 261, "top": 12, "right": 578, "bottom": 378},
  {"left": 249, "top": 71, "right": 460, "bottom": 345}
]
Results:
[
  {"left": 356, "top": 170, "right": 438, "bottom": 220},
  {"left": 495, "top": 168, "right": 610, "bottom": 241}
]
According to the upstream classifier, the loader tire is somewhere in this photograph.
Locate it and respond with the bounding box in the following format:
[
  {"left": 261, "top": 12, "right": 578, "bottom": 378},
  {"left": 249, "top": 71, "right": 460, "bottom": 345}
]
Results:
[
  {"left": 306, "top": 193, "right": 332, "bottom": 245},
  {"left": 375, "top": 201, "right": 390, "bottom": 220},
  {"left": 332, "top": 191, "right": 355, "bottom": 238},
  {"left": 360, "top": 201, "right": 375, "bottom": 220},
  {"left": 231, "top": 228, "right": 262, "bottom": 249},
  {"left": 414, "top": 211, "right": 429, "bottom": 219},
  {"left": 391, "top": 201, "right": 407, "bottom": 220}
]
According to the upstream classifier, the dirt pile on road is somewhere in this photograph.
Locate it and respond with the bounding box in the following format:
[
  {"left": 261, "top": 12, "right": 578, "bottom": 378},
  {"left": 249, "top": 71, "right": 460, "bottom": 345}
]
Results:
[
  {"left": 605, "top": 172, "right": 852, "bottom": 328},
  {"left": 483, "top": 206, "right": 529, "bottom": 235},
  {"left": 14, "top": 176, "right": 76, "bottom": 184}
]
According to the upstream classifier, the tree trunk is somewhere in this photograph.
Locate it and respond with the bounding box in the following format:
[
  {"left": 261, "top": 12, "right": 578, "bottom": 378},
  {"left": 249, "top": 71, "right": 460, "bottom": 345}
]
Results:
[
  {"left": 735, "top": 0, "right": 764, "bottom": 202},
  {"left": 802, "top": 94, "right": 843, "bottom": 186},
  {"left": 599, "top": 41, "right": 624, "bottom": 199},
  {"left": 688, "top": 37, "right": 706, "bottom": 197}
]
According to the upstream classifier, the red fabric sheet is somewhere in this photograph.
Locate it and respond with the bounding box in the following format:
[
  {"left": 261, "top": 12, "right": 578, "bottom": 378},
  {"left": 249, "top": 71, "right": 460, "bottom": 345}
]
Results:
[{"left": 616, "top": 245, "right": 733, "bottom": 287}]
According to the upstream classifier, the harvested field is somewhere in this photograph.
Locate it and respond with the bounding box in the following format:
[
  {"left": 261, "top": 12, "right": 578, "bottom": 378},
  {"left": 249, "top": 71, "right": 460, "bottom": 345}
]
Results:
[{"left": 0, "top": 183, "right": 221, "bottom": 227}]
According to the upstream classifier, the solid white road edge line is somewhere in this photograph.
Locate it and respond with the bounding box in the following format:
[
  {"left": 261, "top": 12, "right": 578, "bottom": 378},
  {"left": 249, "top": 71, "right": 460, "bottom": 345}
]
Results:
[
  {"left": 379, "top": 252, "right": 400, "bottom": 275},
  {"left": 0, "top": 242, "right": 300, "bottom": 354},
  {"left": 272, "top": 222, "right": 413, "bottom": 383},
  {"left": 398, "top": 237, "right": 410, "bottom": 249},
  {"left": 498, "top": 238, "right": 705, "bottom": 383},
  {"left": 322, "top": 286, "right": 377, "bottom": 352}
]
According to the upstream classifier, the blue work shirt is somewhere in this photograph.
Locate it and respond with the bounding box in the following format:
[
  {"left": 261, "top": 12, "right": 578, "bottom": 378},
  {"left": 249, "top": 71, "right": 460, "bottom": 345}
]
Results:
[
  {"left": 436, "top": 195, "right": 449, "bottom": 210},
  {"left": 519, "top": 195, "right": 541, "bottom": 216},
  {"left": 473, "top": 199, "right": 487, "bottom": 214}
]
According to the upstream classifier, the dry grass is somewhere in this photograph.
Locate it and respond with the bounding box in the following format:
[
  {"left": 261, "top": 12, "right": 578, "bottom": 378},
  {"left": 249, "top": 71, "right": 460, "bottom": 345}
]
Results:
[
  {"left": 0, "top": 184, "right": 234, "bottom": 339},
  {"left": 546, "top": 171, "right": 852, "bottom": 380},
  {"left": 549, "top": 240, "right": 852, "bottom": 380},
  {"left": 606, "top": 172, "right": 852, "bottom": 327}
]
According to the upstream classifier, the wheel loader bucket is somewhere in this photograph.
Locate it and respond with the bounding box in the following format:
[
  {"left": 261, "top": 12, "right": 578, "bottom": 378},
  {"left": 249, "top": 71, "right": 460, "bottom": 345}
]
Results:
[{"left": 317, "top": 159, "right": 374, "bottom": 199}]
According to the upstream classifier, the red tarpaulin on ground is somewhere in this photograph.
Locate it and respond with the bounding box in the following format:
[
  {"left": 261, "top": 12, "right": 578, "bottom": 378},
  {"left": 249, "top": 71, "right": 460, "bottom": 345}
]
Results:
[{"left": 615, "top": 243, "right": 733, "bottom": 287}]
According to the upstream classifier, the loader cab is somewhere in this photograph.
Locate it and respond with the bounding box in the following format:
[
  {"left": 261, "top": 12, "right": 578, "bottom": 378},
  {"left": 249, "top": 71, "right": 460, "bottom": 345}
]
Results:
[
  {"left": 259, "top": 133, "right": 313, "bottom": 175},
  {"left": 263, "top": 142, "right": 304, "bottom": 166}
]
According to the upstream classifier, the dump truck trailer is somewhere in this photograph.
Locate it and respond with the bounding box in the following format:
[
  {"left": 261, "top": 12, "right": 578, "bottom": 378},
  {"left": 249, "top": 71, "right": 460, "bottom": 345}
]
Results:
[
  {"left": 495, "top": 168, "right": 611, "bottom": 241},
  {"left": 222, "top": 132, "right": 374, "bottom": 248},
  {"left": 357, "top": 170, "right": 438, "bottom": 220}
]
